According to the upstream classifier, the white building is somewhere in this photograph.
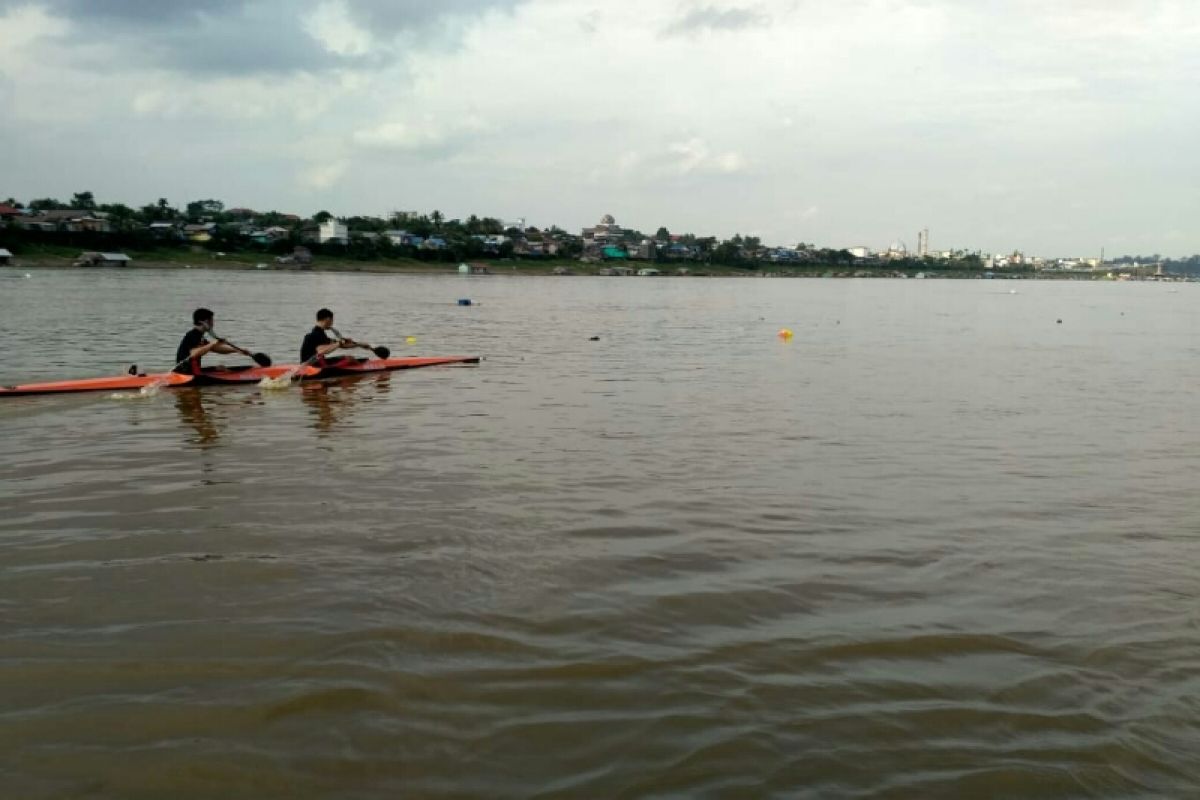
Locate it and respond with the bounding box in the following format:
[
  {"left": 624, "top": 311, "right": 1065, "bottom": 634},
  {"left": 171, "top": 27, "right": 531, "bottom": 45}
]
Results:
[
  {"left": 848, "top": 246, "right": 871, "bottom": 259},
  {"left": 318, "top": 218, "right": 348, "bottom": 244},
  {"left": 582, "top": 214, "right": 624, "bottom": 252}
]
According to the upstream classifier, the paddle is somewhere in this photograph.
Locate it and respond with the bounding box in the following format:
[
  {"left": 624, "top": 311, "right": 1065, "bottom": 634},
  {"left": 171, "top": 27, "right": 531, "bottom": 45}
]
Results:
[
  {"left": 259, "top": 328, "right": 387, "bottom": 390},
  {"left": 330, "top": 327, "right": 390, "bottom": 360},
  {"left": 159, "top": 329, "right": 271, "bottom": 375},
  {"left": 229, "top": 342, "right": 273, "bottom": 368},
  {"left": 128, "top": 328, "right": 271, "bottom": 396}
]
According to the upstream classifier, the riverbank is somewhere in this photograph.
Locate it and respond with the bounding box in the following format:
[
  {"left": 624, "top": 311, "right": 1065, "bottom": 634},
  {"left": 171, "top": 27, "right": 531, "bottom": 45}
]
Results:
[{"left": 2, "top": 246, "right": 1183, "bottom": 280}]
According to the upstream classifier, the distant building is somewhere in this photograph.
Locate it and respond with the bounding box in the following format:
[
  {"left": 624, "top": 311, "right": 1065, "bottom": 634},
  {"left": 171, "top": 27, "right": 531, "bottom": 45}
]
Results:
[
  {"left": 629, "top": 239, "right": 657, "bottom": 260},
  {"left": 848, "top": 246, "right": 871, "bottom": 259},
  {"left": 183, "top": 223, "right": 216, "bottom": 243},
  {"left": 385, "top": 230, "right": 424, "bottom": 247},
  {"left": 74, "top": 251, "right": 130, "bottom": 267},
  {"left": 317, "top": 218, "right": 348, "bottom": 244},
  {"left": 0, "top": 247, "right": 12, "bottom": 265},
  {"left": 17, "top": 210, "right": 112, "bottom": 233},
  {"left": 582, "top": 214, "right": 625, "bottom": 258}
]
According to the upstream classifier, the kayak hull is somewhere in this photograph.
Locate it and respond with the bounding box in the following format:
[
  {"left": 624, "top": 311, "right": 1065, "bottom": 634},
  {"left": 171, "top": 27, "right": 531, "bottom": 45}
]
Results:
[{"left": 0, "top": 356, "right": 480, "bottom": 397}]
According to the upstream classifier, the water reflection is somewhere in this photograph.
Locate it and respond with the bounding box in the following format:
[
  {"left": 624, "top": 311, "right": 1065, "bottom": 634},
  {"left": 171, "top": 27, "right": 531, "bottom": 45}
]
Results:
[
  {"left": 300, "top": 373, "right": 391, "bottom": 434},
  {"left": 173, "top": 389, "right": 220, "bottom": 447}
]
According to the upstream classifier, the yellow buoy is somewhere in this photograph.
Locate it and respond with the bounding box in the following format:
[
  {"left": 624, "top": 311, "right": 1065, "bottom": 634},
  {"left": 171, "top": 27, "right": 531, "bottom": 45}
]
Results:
[
  {"left": 406, "top": 336, "right": 417, "bottom": 345},
  {"left": 778, "top": 328, "right": 794, "bottom": 340}
]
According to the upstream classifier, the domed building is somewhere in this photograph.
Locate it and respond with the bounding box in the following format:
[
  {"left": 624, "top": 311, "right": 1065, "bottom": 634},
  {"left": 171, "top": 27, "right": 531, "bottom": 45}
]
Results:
[
  {"left": 582, "top": 213, "right": 625, "bottom": 255},
  {"left": 885, "top": 239, "right": 908, "bottom": 260}
]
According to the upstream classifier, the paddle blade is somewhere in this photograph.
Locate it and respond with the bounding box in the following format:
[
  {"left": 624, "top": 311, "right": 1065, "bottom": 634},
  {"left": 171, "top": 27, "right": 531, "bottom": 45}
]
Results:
[
  {"left": 252, "top": 352, "right": 273, "bottom": 367},
  {"left": 372, "top": 346, "right": 390, "bottom": 359}
]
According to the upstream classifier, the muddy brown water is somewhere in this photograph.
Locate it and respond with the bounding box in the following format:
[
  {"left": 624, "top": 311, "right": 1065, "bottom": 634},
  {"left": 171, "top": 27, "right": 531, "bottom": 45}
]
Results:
[{"left": 1, "top": 269, "right": 1198, "bottom": 798}]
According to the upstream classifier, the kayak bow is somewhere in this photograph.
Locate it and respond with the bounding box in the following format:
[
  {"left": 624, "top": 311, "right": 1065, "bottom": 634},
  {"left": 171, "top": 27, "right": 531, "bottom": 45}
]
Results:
[{"left": 0, "top": 356, "right": 480, "bottom": 397}]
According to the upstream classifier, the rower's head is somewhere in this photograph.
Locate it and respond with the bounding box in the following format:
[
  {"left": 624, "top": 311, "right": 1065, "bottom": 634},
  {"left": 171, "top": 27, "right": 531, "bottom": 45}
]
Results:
[
  {"left": 316, "top": 307, "right": 334, "bottom": 330},
  {"left": 193, "top": 307, "right": 214, "bottom": 330}
]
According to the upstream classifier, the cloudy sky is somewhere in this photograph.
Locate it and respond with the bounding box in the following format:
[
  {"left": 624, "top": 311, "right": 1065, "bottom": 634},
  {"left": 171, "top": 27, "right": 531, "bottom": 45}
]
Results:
[{"left": 0, "top": 0, "right": 1196, "bottom": 256}]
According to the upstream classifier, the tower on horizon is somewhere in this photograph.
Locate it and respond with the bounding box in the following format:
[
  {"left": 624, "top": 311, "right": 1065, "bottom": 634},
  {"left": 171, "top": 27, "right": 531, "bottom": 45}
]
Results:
[{"left": 917, "top": 228, "right": 929, "bottom": 258}]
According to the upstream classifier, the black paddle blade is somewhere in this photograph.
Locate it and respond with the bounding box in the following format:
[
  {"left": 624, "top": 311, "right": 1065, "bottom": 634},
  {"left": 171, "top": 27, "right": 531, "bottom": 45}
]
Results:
[
  {"left": 372, "top": 346, "right": 390, "bottom": 359},
  {"left": 252, "top": 352, "right": 272, "bottom": 367}
]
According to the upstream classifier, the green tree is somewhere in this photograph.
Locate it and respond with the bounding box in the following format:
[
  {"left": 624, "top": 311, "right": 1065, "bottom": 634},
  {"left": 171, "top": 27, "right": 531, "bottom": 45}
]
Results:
[
  {"left": 408, "top": 215, "right": 434, "bottom": 238},
  {"left": 655, "top": 226, "right": 670, "bottom": 241},
  {"left": 99, "top": 203, "right": 137, "bottom": 229},
  {"left": 430, "top": 210, "right": 444, "bottom": 231},
  {"left": 71, "top": 191, "right": 96, "bottom": 210},
  {"left": 1, "top": 197, "right": 23, "bottom": 209},
  {"left": 186, "top": 199, "right": 224, "bottom": 220},
  {"left": 313, "top": 210, "right": 334, "bottom": 224},
  {"left": 29, "top": 197, "right": 67, "bottom": 211},
  {"left": 139, "top": 198, "right": 178, "bottom": 222},
  {"left": 713, "top": 241, "right": 742, "bottom": 265}
]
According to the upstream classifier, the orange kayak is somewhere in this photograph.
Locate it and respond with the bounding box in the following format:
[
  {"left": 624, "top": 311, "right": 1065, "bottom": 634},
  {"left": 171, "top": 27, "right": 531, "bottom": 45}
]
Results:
[{"left": 0, "top": 356, "right": 480, "bottom": 397}]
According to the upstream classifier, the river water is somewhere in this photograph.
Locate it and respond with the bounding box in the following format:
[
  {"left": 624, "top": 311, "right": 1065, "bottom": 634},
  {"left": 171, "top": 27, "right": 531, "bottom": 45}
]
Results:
[{"left": 1, "top": 268, "right": 1197, "bottom": 798}]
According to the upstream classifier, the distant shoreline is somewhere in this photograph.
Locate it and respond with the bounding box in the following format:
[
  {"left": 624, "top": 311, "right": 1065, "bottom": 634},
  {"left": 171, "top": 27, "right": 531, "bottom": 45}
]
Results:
[{"left": 3, "top": 253, "right": 1189, "bottom": 281}]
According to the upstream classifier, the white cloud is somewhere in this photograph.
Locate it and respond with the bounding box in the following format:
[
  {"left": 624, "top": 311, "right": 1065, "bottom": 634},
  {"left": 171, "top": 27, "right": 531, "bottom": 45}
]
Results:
[
  {"left": 299, "top": 159, "right": 349, "bottom": 190},
  {"left": 664, "top": 138, "right": 747, "bottom": 176},
  {"left": 303, "top": 0, "right": 373, "bottom": 57},
  {"left": 351, "top": 116, "right": 486, "bottom": 154}
]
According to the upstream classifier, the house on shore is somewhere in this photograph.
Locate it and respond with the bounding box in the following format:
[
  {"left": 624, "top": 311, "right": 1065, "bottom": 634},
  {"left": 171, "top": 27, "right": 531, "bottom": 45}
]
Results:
[
  {"left": 74, "top": 251, "right": 130, "bottom": 267},
  {"left": 0, "top": 248, "right": 13, "bottom": 265},
  {"left": 18, "top": 210, "right": 113, "bottom": 233},
  {"left": 183, "top": 223, "right": 216, "bottom": 243}
]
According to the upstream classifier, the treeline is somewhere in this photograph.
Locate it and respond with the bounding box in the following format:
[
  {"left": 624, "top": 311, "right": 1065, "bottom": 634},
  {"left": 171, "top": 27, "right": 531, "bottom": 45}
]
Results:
[{"left": 0, "top": 190, "right": 1073, "bottom": 271}]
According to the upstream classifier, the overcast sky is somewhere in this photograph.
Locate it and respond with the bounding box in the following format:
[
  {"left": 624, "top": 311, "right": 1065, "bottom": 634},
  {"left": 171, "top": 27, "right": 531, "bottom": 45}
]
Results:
[{"left": 1, "top": 0, "right": 1196, "bottom": 256}]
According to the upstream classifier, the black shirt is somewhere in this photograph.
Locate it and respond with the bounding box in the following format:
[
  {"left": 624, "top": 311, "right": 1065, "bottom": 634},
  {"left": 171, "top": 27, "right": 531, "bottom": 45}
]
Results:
[
  {"left": 301, "top": 325, "right": 334, "bottom": 362},
  {"left": 175, "top": 328, "right": 208, "bottom": 373}
]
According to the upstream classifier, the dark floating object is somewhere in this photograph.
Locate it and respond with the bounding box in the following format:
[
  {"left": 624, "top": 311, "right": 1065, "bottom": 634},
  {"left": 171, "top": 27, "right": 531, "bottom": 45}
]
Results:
[
  {"left": 589, "top": 336, "right": 600, "bottom": 341},
  {"left": 127, "top": 364, "right": 138, "bottom": 375},
  {"left": 1056, "top": 319, "right": 1063, "bottom": 324},
  {"left": 458, "top": 298, "right": 472, "bottom": 306}
]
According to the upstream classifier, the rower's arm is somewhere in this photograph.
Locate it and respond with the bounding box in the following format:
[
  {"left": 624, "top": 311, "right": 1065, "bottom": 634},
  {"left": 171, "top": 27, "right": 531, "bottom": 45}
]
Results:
[
  {"left": 209, "top": 341, "right": 245, "bottom": 356},
  {"left": 189, "top": 339, "right": 219, "bottom": 359},
  {"left": 317, "top": 340, "right": 341, "bottom": 356}
]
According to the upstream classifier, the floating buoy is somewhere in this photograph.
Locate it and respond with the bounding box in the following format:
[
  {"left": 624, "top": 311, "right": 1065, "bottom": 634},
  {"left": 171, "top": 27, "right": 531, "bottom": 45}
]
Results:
[
  {"left": 589, "top": 335, "right": 600, "bottom": 341},
  {"left": 457, "top": 298, "right": 472, "bottom": 306},
  {"left": 1056, "top": 319, "right": 1062, "bottom": 324},
  {"left": 406, "top": 336, "right": 417, "bottom": 344},
  {"left": 778, "top": 328, "right": 794, "bottom": 340}
]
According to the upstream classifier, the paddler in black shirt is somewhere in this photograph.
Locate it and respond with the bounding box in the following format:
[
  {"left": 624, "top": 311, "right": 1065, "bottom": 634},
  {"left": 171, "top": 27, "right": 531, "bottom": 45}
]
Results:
[
  {"left": 300, "top": 308, "right": 374, "bottom": 366},
  {"left": 174, "top": 307, "right": 258, "bottom": 374}
]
